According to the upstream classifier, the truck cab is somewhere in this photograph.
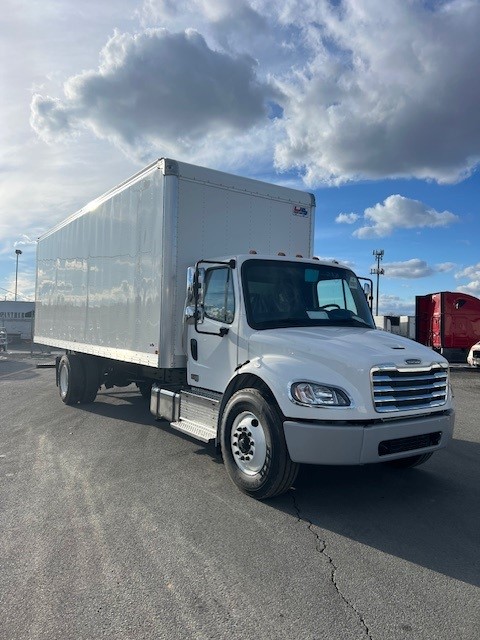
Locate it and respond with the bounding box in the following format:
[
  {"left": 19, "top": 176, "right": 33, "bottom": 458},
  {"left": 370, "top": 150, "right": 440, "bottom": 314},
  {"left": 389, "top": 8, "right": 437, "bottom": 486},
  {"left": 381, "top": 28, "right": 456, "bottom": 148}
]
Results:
[{"left": 151, "top": 253, "right": 454, "bottom": 499}]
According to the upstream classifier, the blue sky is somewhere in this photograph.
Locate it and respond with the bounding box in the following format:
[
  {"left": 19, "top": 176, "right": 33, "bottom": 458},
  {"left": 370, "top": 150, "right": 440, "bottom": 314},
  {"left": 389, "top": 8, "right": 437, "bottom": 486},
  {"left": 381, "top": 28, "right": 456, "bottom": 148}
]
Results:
[{"left": 1, "top": 0, "right": 479, "bottom": 315}]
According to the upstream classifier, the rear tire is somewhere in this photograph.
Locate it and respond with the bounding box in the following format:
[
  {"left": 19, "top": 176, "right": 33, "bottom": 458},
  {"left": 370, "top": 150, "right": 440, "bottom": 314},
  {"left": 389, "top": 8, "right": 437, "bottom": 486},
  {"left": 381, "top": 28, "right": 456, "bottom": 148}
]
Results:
[
  {"left": 386, "top": 452, "right": 434, "bottom": 469},
  {"left": 58, "top": 354, "right": 85, "bottom": 405},
  {"left": 220, "top": 388, "right": 299, "bottom": 499},
  {"left": 80, "top": 357, "right": 100, "bottom": 403}
]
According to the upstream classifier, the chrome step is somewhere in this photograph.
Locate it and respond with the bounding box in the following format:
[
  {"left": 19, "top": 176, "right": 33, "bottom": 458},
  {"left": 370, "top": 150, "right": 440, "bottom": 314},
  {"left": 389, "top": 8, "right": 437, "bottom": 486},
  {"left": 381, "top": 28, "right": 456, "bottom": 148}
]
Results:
[
  {"left": 152, "top": 386, "right": 221, "bottom": 443},
  {"left": 169, "top": 419, "right": 217, "bottom": 443}
]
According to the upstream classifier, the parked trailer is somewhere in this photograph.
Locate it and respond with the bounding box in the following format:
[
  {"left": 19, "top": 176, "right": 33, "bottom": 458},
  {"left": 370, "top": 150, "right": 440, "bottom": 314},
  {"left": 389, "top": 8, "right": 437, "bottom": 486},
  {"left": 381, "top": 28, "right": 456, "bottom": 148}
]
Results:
[
  {"left": 35, "top": 159, "right": 455, "bottom": 498},
  {"left": 415, "top": 291, "right": 480, "bottom": 360}
]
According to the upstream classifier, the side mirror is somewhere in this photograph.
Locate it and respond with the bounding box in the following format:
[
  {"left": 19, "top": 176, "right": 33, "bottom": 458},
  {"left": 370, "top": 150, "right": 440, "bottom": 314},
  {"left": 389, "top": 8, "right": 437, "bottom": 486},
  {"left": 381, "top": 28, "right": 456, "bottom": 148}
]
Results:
[
  {"left": 186, "top": 267, "right": 195, "bottom": 306},
  {"left": 362, "top": 281, "right": 373, "bottom": 311},
  {"left": 195, "top": 267, "right": 206, "bottom": 300},
  {"left": 184, "top": 266, "right": 206, "bottom": 323},
  {"left": 195, "top": 267, "right": 206, "bottom": 324}
]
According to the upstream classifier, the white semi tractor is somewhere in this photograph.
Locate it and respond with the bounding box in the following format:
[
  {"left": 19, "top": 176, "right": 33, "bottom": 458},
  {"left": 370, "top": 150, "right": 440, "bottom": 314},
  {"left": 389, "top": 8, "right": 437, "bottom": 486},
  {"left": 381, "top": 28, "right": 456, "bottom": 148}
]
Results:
[{"left": 35, "top": 158, "right": 455, "bottom": 498}]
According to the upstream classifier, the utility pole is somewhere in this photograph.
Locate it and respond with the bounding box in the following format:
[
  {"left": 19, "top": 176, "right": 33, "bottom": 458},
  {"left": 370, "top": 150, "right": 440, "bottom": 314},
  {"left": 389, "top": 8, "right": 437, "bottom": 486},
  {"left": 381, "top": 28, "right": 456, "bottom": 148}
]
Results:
[
  {"left": 370, "top": 249, "right": 384, "bottom": 316},
  {"left": 14, "top": 249, "right": 22, "bottom": 301}
]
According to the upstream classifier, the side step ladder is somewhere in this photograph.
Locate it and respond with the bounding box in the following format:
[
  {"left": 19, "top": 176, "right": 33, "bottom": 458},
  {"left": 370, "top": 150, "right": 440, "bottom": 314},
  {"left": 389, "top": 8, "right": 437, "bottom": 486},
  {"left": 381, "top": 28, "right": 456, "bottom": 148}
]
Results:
[{"left": 151, "top": 387, "right": 220, "bottom": 443}]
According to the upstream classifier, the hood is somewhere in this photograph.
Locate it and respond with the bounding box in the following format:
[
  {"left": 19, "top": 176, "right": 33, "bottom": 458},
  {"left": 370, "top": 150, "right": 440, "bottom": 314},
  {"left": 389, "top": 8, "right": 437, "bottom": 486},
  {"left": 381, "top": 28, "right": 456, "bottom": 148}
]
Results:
[{"left": 248, "top": 326, "right": 446, "bottom": 377}]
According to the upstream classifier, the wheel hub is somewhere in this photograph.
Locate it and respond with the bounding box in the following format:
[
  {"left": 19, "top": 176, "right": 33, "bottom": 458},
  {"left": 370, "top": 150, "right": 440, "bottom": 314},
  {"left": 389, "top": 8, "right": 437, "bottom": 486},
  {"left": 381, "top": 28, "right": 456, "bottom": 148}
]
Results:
[
  {"left": 236, "top": 431, "right": 253, "bottom": 455},
  {"left": 230, "top": 411, "right": 267, "bottom": 476}
]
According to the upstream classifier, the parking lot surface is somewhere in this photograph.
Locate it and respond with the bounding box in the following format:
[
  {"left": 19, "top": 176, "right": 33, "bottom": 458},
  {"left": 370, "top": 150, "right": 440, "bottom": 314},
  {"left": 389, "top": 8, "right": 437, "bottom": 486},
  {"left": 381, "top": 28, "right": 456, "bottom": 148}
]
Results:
[{"left": 1, "top": 353, "right": 479, "bottom": 639}]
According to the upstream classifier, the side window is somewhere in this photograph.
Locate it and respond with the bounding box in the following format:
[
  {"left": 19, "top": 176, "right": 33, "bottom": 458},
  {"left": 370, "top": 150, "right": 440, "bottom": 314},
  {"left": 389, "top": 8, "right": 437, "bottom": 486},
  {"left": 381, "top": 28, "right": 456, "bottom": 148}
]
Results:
[{"left": 203, "top": 267, "right": 235, "bottom": 324}]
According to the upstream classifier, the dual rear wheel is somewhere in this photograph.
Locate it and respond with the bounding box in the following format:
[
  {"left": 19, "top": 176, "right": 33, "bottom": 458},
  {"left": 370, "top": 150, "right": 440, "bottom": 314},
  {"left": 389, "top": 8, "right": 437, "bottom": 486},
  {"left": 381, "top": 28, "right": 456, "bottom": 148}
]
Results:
[{"left": 58, "top": 354, "right": 100, "bottom": 405}]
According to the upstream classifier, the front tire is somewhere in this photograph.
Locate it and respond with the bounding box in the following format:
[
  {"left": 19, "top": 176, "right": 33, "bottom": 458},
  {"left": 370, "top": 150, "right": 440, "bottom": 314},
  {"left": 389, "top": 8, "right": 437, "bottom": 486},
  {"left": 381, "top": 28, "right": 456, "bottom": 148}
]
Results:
[{"left": 220, "top": 389, "right": 299, "bottom": 499}]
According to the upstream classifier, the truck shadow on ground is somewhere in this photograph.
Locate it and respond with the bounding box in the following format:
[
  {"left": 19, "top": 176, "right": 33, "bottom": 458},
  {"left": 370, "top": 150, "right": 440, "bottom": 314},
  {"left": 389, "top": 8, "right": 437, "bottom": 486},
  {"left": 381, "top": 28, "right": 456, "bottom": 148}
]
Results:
[
  {"left": 76, "top": 388, "right": 159, "bottom": 428},
  {"left": 281, "top": 437, "right": 480, "bottom": 589},
  {"left": 73, "top": 386, "right": 479, "bottom": 588},
  {"left": 0, "top": 359, "right": 41, "bottom": 381},
  {"left": 77, "top": 389, "right": 223, "bottom": 461}
]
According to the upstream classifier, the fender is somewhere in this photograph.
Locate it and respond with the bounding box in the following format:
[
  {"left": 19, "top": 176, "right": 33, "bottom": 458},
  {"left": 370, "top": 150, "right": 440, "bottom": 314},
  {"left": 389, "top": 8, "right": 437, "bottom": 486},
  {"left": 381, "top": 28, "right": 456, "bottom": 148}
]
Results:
[{"left": 221, "top": 354, "right": 371, "bottom": 424}]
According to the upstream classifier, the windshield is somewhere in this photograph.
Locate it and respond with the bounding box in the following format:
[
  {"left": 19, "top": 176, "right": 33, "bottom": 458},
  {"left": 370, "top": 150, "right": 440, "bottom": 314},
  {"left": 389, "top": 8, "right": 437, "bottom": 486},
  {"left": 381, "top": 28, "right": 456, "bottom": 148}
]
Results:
[{"left": 242, "top": 259, "right": 375, "bottom": 330}]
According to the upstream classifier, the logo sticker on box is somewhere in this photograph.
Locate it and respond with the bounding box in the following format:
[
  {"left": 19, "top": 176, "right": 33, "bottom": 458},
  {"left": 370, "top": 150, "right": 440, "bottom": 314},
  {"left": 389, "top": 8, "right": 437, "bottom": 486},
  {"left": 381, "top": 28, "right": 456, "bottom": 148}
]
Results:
[{"left": 293, "top": 206, "right": 308, "bottom": 217}]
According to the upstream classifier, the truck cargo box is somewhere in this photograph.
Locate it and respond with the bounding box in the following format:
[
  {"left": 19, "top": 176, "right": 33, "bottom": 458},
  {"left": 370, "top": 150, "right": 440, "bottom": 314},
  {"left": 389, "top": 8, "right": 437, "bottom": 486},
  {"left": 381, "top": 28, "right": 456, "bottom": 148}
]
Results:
[{"left": 35, "top": 158, "right": 315, "bottom": 368}]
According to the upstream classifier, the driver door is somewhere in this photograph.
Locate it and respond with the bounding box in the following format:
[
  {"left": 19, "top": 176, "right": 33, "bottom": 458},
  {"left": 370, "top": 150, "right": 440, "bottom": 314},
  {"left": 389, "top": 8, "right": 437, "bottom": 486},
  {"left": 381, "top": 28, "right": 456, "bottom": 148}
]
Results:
[{"left": 187, "top": 263, "right": 239, "bottom": 392}]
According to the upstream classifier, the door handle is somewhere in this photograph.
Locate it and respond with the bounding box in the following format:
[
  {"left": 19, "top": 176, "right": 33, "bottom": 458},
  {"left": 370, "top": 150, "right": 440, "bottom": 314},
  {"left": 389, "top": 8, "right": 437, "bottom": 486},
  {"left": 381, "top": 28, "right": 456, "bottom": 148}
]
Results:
[{"left": 190, "top": 339, "right": 198, "bottom": 361}]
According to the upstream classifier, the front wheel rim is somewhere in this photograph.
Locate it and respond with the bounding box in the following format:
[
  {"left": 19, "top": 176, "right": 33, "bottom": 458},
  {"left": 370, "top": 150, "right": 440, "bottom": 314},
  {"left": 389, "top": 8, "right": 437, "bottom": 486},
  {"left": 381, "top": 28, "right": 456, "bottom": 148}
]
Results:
[{"left": 230, "top": 411, "right": 267, "bottom": 476}]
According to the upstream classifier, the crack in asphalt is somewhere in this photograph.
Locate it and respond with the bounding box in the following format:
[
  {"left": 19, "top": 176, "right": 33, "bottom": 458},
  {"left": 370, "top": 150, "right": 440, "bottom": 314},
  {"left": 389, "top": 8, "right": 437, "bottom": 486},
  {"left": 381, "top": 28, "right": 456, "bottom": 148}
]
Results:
[{"left": 291, "top": 492, "right": 374, "bottom": 640}]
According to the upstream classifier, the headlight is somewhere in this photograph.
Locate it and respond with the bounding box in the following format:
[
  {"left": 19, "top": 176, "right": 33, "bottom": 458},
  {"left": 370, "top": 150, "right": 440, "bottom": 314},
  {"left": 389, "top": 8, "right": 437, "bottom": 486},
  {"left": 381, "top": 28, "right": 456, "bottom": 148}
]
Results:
[{"left": 290, "top": 382, "right": 351, "bottom": 407}]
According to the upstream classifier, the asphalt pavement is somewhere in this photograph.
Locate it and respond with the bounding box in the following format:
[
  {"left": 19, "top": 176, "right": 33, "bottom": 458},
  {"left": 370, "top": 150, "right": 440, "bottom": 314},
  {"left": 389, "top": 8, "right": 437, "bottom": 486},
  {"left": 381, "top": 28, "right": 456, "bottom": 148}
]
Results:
[{"left": 1, "top": 352, "right": 479, "bottom": 640}]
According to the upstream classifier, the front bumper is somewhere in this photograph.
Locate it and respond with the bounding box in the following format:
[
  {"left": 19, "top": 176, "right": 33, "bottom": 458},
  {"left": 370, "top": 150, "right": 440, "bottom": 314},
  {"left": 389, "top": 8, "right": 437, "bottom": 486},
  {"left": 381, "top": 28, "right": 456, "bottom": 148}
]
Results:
[{"left": 283, "top": 410, "right": 455, "bottom": 465}]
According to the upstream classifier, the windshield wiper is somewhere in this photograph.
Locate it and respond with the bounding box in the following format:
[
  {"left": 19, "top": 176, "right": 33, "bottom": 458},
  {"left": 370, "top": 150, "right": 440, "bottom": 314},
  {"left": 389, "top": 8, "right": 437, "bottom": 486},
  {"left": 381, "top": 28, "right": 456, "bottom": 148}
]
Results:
[{"left": 331, "top": 318, "right": 372, "bottom": 328}]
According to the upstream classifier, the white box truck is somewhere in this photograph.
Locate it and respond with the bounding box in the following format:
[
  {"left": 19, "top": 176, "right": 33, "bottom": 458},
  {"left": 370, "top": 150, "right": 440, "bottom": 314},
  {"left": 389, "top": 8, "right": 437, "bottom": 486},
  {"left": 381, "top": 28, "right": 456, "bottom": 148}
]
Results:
[{"left": 35, "top": 159, "right": 455, "bottom": 499}]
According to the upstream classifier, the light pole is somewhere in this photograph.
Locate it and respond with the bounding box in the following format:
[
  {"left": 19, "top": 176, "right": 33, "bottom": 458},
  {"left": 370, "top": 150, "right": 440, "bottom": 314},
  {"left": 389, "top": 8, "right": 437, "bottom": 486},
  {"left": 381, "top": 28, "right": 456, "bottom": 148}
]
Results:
[
  {"left": 370, "top": 249, "right": 384, "bottom": 316},
  {"left": 14, "top": 249, "right": 22, "bottom": 301}
]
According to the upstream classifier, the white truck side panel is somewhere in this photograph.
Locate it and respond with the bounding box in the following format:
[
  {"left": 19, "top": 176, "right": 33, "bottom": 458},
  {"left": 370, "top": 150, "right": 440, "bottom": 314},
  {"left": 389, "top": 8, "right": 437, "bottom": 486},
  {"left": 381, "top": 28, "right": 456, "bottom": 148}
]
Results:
[
  {"left": 35, "top": 165, "right": 165, "bottom": 366},
  {"left": 170, "top": 162, "right": 314, "bottom": 366},
  {"left": 35, "top": 158, "right": 315, "bottom": 368}
]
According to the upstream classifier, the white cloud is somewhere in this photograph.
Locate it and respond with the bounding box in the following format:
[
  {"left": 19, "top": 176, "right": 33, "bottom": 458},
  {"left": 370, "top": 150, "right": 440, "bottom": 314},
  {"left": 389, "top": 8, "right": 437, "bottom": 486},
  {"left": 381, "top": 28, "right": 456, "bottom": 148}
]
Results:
[
  {"left": 1, "top": 265, "right": 36, "bottom": 302},
  {"left": 30, "top": 28, "right": 278, "bottom": 163},
  {"left": 383, "top": 259, "right": 434, "bottom": 279},
  {"left": 335, "top": 213, "right": 359, "bottom": 224},
  {"left": 353, "top": 195, "right": 458, "bottom": 239},
  {"left": 26, "top": 0, "right": 480, "bottom": 186},
  {"left": 13, "top": 236, "right": 37, "bottom": 248},
  {"left": 377, "top": 294, "right": 415, "bottom": 316},
  {"left": 380, "top": 259, "right": 457, "bottom": 280},
  {"left": 456, "top": 263, "right": 480, "bottom": 280},
  {"left": 140, "top": 0, "right": 293, "bottom": 71},
  {"left": 436, "top": 262, "right": 456, "bottom": 273},
  {"left": 2, "top": 0, "right": 478, "bottom": 312},
  {"left": 455, "top": 263, "right": 480, "bottom": 297},
  {"left": 272, "top": 0, "right": 480, "bottom": 185},
  {"left": 457, "top": 281, "right": 480, "bottom": 297}
]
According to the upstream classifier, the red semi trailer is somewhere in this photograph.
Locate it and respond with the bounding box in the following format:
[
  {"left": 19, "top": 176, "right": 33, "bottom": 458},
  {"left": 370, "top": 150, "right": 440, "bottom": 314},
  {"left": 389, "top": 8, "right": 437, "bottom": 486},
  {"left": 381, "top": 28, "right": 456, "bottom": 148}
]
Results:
[{"left": 415, "top": 291, "right": 480, "bottom": 359}]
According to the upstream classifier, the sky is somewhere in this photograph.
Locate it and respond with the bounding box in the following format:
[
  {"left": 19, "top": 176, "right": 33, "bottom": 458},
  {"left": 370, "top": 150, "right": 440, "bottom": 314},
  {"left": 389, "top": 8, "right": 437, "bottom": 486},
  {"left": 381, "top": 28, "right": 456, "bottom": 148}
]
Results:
[{"left": 1, "top": 0, "right": 479, "bottom": 315}]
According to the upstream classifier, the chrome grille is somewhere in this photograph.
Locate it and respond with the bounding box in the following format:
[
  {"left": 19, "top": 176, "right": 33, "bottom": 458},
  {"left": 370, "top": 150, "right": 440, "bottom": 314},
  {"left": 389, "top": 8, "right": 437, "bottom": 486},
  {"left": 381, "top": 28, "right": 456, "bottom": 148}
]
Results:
[{"left": 371, "top": 364, "right": 449, "bottom": 413}]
